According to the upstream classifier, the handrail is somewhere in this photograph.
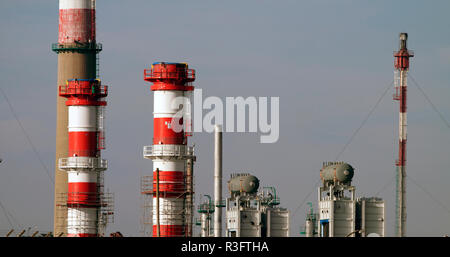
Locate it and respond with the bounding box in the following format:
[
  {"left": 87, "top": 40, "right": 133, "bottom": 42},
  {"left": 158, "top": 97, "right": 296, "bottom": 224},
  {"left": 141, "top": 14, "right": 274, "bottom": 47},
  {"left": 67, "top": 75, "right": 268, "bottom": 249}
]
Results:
[
  {"left": 52, "top": 42, "right": 102, "bottom": 53},
  {"left": 59, "top": 157, "right": 107, "bottom": 170},
  {"left": 143, "top": 145, "right": 194, "bottom": 158},
  {"left": 144, "top": 69, "right": 195, "bottom": 80},
  {"left": 59, "top": 84, "right": 108, "bottom": 97}
]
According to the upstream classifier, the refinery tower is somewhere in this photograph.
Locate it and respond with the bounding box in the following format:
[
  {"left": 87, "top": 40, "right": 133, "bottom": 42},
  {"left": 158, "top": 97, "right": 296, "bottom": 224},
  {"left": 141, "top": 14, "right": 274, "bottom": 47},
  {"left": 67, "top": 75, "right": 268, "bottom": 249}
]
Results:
[{"left": 52, "top": 0, "right": 112, "bottom": 236}]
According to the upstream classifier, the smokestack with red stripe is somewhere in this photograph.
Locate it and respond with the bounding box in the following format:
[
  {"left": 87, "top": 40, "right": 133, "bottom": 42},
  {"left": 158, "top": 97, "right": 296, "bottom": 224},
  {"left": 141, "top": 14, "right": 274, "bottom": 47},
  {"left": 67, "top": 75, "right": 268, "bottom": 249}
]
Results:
[
  {"left": 58, "top": 79, "right": 107, "bottom": 237},
  {"left": 393, "top": 33, "right": 413, "bottom": 237},
  {"left": 58, "top": 0, "right": 96, "bottom": 44},
  {"left": 143, "top": 62, "right": 196, "bottom": 237},
  {"left": 53, "top": 0, "right": 101, "bottom": 235}
]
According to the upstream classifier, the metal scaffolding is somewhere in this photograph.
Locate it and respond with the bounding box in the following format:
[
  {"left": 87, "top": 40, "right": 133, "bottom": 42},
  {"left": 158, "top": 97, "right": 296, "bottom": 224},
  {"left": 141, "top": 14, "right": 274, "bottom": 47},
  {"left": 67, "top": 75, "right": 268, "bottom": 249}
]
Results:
[
  {"left": 55, "top": 173, "right": 114, "bottom": 237},
  {"left": 140, "top": 171, "right": 195, "bottom": 237}
]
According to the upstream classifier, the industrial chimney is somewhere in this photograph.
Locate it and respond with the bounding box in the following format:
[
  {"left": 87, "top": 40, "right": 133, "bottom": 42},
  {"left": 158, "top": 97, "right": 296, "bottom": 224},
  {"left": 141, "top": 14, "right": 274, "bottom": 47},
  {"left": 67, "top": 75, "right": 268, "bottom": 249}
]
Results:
[
  {"left": 142, "top": 62, "right": 196, "bottom": 237},
  {"left": 393, "top": 33, "right": 413, "bottom": 237},
  {"left": 52, "top": 0, "right": 102, "bottom": 236}
]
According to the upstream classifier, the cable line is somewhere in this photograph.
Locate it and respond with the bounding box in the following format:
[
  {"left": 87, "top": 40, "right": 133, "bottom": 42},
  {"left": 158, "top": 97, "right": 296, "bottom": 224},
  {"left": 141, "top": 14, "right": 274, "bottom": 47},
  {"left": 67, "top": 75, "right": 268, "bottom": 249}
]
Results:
[
  {"left": 409, "top": 74, "right": 450, "bottom": 129},
  {"left": 408, "top": 175, "right": 450, "bottom": 216},
  {"left": 0, "top": 87, "right": 54, "bottom": 183},
  {"left": 293, "top": 80, "right": 394, "bottom": 219},
  {"left": 335, "top": 80, "right": 394, "bottom": 160}
]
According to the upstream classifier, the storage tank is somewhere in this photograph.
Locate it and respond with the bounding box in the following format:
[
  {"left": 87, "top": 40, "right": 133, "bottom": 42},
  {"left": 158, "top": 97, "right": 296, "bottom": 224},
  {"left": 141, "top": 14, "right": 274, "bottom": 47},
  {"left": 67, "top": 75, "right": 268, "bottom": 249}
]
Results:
[
  {"left": 318, "top": 199, "right": 355, "bottom": 237},
  {"left": 239, "top": 210, "right": 261, "bottom": 237},
  {"left": 356, "top": 197, "right": 385, "bottom": 237},
  {"left": 267, "top": 208, "right": 289, "bottom": 237},
  {"left": 228, "top": 174, "right": 259, "bottom": 194},
  {"left": 305, "top": 219, "right": 315, "bottom": 237},
  {"left": 320, "top": 162, "right": 354, "bottom": 184}
]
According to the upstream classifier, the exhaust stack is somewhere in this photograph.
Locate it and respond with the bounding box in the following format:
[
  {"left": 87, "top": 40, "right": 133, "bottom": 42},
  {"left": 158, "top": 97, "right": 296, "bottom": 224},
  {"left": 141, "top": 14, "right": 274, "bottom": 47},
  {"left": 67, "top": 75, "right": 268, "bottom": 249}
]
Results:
[{"left": 214, "top": 125, "right": 223, "bottom": 237}]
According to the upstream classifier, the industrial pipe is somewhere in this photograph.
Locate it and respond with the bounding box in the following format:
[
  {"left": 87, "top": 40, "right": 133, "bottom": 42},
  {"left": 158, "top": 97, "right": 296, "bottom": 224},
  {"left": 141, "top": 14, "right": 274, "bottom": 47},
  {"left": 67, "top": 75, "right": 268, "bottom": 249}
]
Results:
[
  {"left": 214, "top": 125, "right": 223, "bottom": 237},
  {"left": 156, "top": 168, "right": 160, "bottom": 237}
]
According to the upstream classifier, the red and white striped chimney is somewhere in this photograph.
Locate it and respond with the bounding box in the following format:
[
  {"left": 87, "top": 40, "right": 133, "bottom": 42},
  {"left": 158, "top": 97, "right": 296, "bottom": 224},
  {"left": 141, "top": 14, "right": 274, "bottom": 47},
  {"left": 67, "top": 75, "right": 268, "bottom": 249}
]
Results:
[
  {"left": 393, "top": 33, "right": 413, "bottom": 237},
  {"left": 58, "top": 0, "right": 96, "bottom": 44},
  {"left": 59, "top": 79, "right": 107, "bottom": 237},
  {"left": 143, "top": 62, "right": 196, "bottom": 237}
]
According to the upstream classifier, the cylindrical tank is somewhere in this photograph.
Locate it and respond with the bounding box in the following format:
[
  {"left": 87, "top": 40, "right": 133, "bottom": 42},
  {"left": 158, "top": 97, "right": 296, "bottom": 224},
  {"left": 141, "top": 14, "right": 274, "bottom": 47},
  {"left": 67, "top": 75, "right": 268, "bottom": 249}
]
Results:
[
  {"left": 320, "top": 162, "right": 354, "bottom": 183},
  {"left": 359, "top": 197, "right": 385, "bottom": 237},
  {"left": 239, "top": 210, "right": 261, "bottom": 237},
  {"left": 267, "top": 208, "right": 289, "bottom": 237},
  {"left": 305, "top": 219, "right": 314, "bottom": 237},
  {"left": 228, "top": 174, "right": 259, "bottom": 194}
]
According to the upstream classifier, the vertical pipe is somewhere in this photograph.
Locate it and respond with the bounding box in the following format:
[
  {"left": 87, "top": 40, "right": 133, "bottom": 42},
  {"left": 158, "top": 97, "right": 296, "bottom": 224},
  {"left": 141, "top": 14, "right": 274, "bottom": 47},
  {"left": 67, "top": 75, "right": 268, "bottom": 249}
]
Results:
[
  {"left": 200, "top": 213, "right": 207, "bottom": 237},
  {"left": 156, "top": 168, "right": 160, "bottom": 237},
  {"left": 225, "top": 198, "right": 229, "bottom": 237},
  {"left": 214, "top": 125, "right": 223, "bottom": 237},
  {"left": 361, "top": 200, "right": 366, "bottom": 237},
  {"left": 236, "top": 196, "right": 241, "bottom": 237},
  {"left": 330, "top": 200, "right": 334, "bottom": 237},
  {"left": 186, "top": 158, "right": 194, "bottom": 236}
]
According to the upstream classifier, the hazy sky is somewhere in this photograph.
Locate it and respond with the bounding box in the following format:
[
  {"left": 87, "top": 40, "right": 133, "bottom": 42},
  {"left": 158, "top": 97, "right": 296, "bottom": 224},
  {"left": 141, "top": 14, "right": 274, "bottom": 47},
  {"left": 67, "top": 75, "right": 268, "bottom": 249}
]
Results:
[{"left": 1, "top": 0, "right": 450, "bottom": 236}]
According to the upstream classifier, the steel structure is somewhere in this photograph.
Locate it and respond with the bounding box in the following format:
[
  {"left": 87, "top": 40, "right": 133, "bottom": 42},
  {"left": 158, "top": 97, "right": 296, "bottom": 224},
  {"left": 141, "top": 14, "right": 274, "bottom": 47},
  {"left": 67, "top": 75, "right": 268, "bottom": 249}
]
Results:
[
  {"left": 53, "top": 0, "right": 101, "bottom": 235},
  {"left": 318, "top": 162, "right": 356, "bottom": 237},
  {"left": 57, "top": 79, "right": 113, "bottom": 237},
  {"left": 142, "top": 62, "right": 196, "bottom": 237},
  {"left": 300, "top": 202, "right": 318, "bottom": 237},
  {"left": 393, "top": 33, "right": 413, "bottom": 237},
  {"left": 225, "top": 174, "right": 289, "bottom": 237},
  {"left": 198, "top": 195, "right": 215, "bottom": 237},
  {"left": 313, "top": 162, "right": 385, "bottom": 237}
]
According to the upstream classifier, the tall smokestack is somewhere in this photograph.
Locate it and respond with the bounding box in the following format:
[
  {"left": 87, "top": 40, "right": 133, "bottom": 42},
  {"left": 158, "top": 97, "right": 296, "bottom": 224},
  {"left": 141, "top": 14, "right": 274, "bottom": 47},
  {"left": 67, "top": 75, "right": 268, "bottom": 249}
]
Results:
[
  {"left": 214, "top": 125, "right": 223, "bottom": 237},
  {"left": 393, "top": 32, "right": 413, "bottom": 237},
  {"left": 58, "top": 79, "right": 109, "bottom": 237},
  {"left": 143, "top": 62, "right": 196, "bottom": 237},
  {"left": 53, "top": 0, "right": 100, "bottom": 236}
]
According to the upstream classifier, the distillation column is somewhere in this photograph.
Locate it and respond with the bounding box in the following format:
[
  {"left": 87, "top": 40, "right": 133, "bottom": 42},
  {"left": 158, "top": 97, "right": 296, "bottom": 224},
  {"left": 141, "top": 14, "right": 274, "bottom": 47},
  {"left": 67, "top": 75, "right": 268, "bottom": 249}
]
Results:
[
  {"left": 52, "top": 0, "right": 101, "bottom": 235},
  {"left": 393, "top": 33, "right": 413, "bottom": 237},
  {"left": 143, "top": 62, "right": 196, "bottom": 237},
  {"left": 58, "top": 79, "right": 108, "bottom": 237}
]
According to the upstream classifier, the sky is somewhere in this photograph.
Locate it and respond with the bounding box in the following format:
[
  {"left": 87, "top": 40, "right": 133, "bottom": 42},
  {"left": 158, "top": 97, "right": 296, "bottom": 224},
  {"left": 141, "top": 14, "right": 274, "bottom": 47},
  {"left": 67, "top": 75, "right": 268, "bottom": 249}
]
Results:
[{"left": 1, "top": 0, "right": 450, "bottom": 237}]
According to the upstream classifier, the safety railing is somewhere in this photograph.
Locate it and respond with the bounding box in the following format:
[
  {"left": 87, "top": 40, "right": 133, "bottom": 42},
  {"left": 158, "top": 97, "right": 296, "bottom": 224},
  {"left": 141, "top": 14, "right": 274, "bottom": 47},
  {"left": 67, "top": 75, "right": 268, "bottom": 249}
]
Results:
[
  {"left": 52, "top": 42, "right": 102, "bottom": 53},
  {"left": 143, "top": 145, "right": 194, "bottom": 159},
  {"left": 140, "top": 175, "right": 186, "bottom": 196},
  {"left": 198, "top": 203, "right": 215, "bottom": 214},
  {"left": 59, "top": 157, "right": 107, "bottom": 170},
  {"left": 59, "top": 84, "right": 108, "bottom": 97},
  {"left": 393, "top": 50, "right": 414, "bottom": 56},
  {"left": 144, "top": 69, "right": 195, "bottom": 81}
]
